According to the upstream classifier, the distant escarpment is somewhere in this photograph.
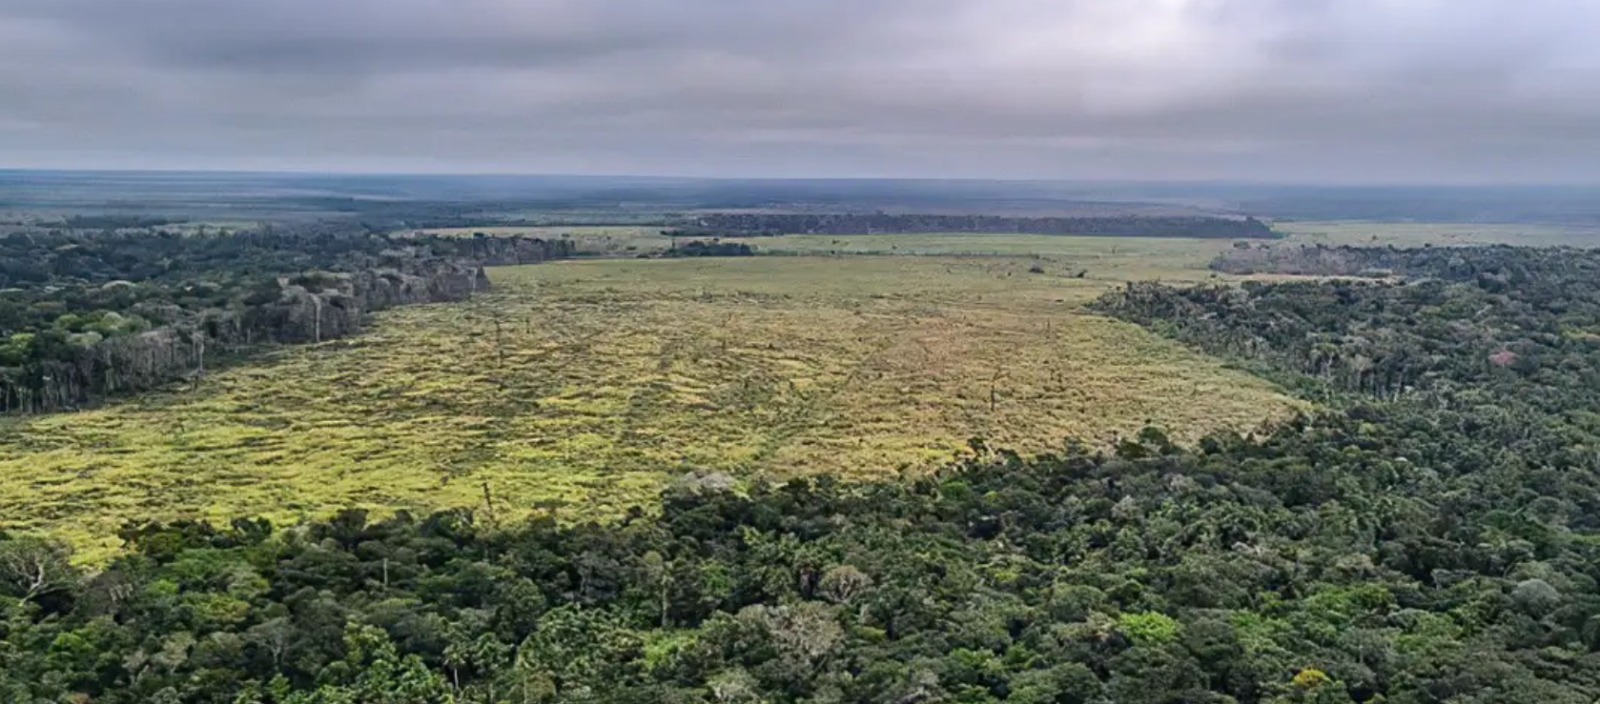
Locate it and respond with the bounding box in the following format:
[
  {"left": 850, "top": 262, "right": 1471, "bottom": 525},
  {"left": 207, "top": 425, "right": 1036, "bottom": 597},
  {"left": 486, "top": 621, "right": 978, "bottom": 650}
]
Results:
[
  {"left": 0, "top": 227, "right": 573, "bottom": 414},
  {"left": 670, "top": 213, "right": 1279, "bottom": 239}
]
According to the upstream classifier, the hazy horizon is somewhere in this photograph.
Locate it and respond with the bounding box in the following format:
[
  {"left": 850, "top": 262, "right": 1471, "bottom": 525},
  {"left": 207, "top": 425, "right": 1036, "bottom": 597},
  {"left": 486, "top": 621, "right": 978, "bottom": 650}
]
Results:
[
  {"left": 5, "top": 168, "right": 1600, "bottom": 192},
  {"left": 4, "top": 1, "right": 1600, "bottom": 184}
]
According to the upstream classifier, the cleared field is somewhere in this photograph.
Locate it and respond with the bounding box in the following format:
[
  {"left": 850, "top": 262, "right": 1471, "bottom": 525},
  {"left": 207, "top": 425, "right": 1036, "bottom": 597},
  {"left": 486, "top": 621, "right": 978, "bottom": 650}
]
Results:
[
  {"left": 0, "top": 250, "right": 1303, "bottom": 561},
  {"left": 722, "top": 233, "right": 1242, "bottom": 280},
  {"left": 411, "top": 221, "right": 1600, "bottom": 252},
  {"left": 1277, "top": 220, "right": 1600, "bottom": 248},
  {"left": 415, "top": 226, "right": 1251, "bottom": 274},
  {"left": 414, "top": 226, "right": 670, "bottom": 254}
]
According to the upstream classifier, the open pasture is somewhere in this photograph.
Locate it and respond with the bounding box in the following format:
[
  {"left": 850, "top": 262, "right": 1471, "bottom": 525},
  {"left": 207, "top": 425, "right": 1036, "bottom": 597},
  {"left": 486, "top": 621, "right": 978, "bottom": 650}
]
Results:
[
  {"left": 722, "top": 233, "right": 1240, "bottom": 280},
  {"left": 0, "top": 248, "right": 1302, "bottom": 560},
  {"left": 413, "top": 225, "right": 671, "bottom": 254},
  {"left": 1276, "top": 220, "right": 1600, "bottom": 248}
]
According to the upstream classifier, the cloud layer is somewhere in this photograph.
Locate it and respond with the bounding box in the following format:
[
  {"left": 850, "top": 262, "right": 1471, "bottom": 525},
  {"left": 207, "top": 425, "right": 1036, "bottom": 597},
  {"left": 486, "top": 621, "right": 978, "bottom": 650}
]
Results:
[{"left": 2, "top": 0, "right": 1597, "bottom": 182}]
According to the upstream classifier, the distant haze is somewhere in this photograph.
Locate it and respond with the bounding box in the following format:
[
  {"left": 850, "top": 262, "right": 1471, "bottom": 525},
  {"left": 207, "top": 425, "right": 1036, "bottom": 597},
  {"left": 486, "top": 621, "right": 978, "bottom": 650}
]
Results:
[{"left": 2, "top": 0, "right": 1598, "bottom": 184}]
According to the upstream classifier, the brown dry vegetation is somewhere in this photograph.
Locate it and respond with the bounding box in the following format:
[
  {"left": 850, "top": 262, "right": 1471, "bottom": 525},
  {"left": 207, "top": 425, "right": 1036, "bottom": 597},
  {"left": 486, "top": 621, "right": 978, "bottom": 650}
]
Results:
[{"left": 0, "top": 246, "right": 1303, "bottom": 561}]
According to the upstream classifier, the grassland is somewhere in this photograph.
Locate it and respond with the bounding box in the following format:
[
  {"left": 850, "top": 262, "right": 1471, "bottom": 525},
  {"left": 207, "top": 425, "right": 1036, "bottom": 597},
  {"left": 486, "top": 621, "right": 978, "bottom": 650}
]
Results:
[
  {"left": 415, "top": 226, "right": 1252, "bottom": 274},
  {"left": 0, "top": 241, "right": 1306, "bottom": 561},
  {"left": 1276, "top": 220, "right": 1600, "bottom": 248},
  {"left": 417, "top": 221, "right": 1600, "bottom": 253},
  {"left": 721, "top": 233, "right": 1244, "bottom": 277},
  {"left": 413, "top": 226, "right": 671, "bottom": 255}
]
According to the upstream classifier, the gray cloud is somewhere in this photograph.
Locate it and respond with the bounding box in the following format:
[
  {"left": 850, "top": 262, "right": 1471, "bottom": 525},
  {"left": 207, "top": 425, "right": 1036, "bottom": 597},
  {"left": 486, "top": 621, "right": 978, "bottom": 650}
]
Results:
[{"left": 2, "top": 0, "right": 1598, "bottom": 182}]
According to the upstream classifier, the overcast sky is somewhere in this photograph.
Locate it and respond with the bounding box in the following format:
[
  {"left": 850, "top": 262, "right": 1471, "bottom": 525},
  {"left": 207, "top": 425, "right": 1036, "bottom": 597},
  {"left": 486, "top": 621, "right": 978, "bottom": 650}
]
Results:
[{"left": 2, "top": 0, "right": 1597, "bottom": 183}]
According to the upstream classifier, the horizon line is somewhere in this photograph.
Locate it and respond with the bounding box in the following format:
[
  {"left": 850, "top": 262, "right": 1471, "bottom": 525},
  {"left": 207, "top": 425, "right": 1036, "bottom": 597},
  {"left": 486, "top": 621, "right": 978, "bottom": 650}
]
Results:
[{"left": 3, "top": 167, "right": 1599, "bottom": 191}]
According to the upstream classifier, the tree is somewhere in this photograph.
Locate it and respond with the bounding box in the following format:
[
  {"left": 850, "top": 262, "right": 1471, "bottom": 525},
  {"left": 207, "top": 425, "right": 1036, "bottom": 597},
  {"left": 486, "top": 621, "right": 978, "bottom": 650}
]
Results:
[{"left": 0, "top": 535, "right": 75, "bottom": 609}]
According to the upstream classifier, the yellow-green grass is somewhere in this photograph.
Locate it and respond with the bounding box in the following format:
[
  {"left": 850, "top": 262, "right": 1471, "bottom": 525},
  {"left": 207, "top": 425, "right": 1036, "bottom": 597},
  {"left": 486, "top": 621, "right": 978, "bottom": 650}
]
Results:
[
  {"left": 1277, "top": 220, "right": 1600, "bottom": 248},
  {"left": 0, "top": 253, "right": 1303, "bottom": 561},
  {"left": 411, "top": 227, "right": 1254, "bottom": 270},
  {"left": 416, "top": 221, "right": 1600, "bottom": 252},
  {"left": 412, "top": 226, "right": 671, "bottom": 254},
  {"left": 721, "top": 233, "right": 1241, "bottom": 281}
]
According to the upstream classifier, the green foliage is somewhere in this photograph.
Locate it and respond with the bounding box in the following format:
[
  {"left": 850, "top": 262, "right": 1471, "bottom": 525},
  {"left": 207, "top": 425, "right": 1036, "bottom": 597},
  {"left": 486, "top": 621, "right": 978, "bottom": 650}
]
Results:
[
  {"left": 1, "top": 388, "right": 1595, "bottom": 702},
  {"left": 1, "top": 241, "right": 1599, "bottom": 702},
  {"left": 1293, "top": 669, "right": 1331, "bottom": 689},
  {"left": 1117, "top": 611, "right": 1183, "bottom": 645},
  {"left": 0, "top": 224, "right": 571, "bottom": 413},
  {"left": 0, "top": 254, "right": 1298, "bottom": 559},
  {"left": 660, "top": 239, "right": 755, "bottom": 258}
]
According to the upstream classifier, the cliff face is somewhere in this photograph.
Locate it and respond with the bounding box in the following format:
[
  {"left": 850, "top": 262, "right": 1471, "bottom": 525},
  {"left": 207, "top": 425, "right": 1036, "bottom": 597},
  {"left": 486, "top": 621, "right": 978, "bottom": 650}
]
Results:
[{"left": 0, "top": 261, "right": 498, "bottom": 414}]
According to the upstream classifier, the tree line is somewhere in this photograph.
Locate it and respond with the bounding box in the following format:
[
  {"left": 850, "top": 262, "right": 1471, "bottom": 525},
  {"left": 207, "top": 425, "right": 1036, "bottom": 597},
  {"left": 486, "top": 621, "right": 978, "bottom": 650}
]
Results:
[
  {"left": 669, "top": 214, "right": 1278, "bottom": 239},
  {"left": 1207, "top": 242, "right": 1592, "bottom": 279},
  {"left": 660, "top": 239, "right": 756, "bottom": 258},
  {"left": 2, "top": 242, "right": 1597, "bottom": 701},
  {"left": 0, "top": 226, "right": 574, "bottom": 413}
]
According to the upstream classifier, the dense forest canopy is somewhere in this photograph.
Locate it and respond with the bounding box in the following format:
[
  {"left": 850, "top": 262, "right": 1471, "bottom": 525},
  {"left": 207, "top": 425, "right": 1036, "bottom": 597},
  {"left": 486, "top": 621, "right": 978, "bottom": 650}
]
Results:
[
  {"left": 0, "top": 226, "right": 574, "bottom": 413},
  {"left": 2, "top": 242, "right": 1597, "bottom": 702},
  {"left": 1207, "top": 242, "right": 1599, "bottom": 279}
]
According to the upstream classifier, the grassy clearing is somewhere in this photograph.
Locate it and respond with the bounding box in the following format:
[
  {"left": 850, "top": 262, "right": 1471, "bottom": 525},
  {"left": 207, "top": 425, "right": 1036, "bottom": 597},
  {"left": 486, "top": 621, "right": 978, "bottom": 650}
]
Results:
[
  {"left": 721, "top": 233, "right": 1239, "bottom": 281},
  {"left": 413, "top": 226, "right": 671, "bottom": 254},
  {"left": 0, "top": 248, "right": 1304, "bottom": 561},
  {"left": 414, "top": 221, "right": 1600, "bottom": 252},
  {"left": 1277, "top": 220, "right": 1600, "bottom": 248},
  {"left": 415, "top": 226, "right": 1249, "bottom": 276}
]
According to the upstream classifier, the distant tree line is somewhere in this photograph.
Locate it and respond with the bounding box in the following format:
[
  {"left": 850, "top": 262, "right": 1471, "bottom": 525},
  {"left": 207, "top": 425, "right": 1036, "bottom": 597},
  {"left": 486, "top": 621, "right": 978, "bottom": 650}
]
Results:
[
  {"left": 0, "top": 225, "right": 574, "bottom": 413},
  {"left": 1104, "top": 244, "right": 1600, "bottom": 401},
  {"left": 660, "top": 239, "right": 756, "bottom": 258},
  {"left": 2, "top": 242, "right": 1598, "bottom": 702},
  {"left": 60, "top": 214, "right": 181, "bottom": 230},
  {"left": 669, "top": 213, "right": 1279, "bottom": 239},
  {"left": 1205, "top": 242, "right": 1582, "bottom": 278}
]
